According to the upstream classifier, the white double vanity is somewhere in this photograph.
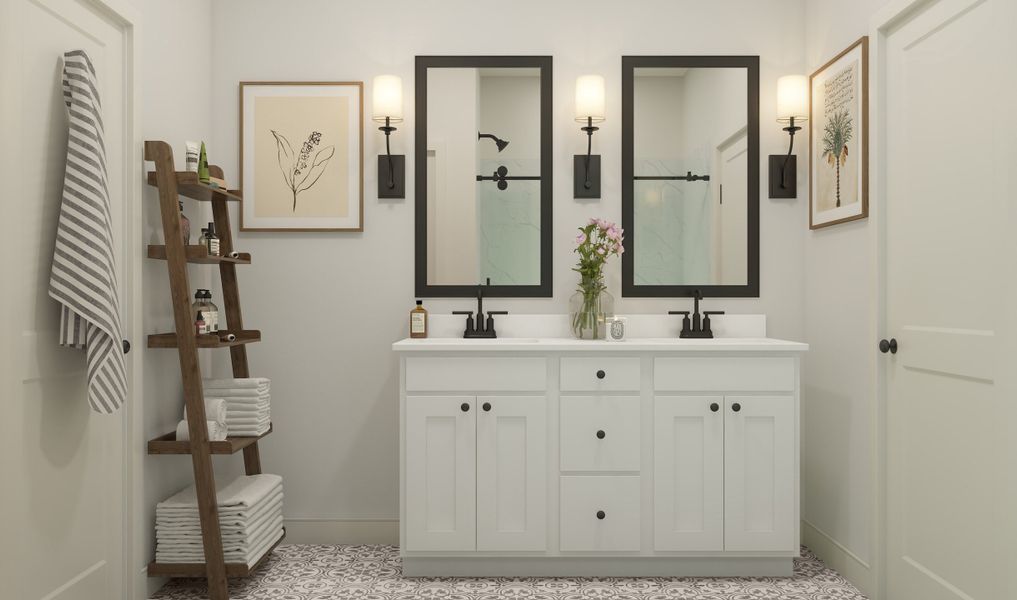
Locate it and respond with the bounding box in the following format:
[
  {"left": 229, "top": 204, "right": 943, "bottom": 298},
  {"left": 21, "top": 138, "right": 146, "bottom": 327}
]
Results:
[{"left": 393, "top": 315, "right": 807, "bottom": 577}]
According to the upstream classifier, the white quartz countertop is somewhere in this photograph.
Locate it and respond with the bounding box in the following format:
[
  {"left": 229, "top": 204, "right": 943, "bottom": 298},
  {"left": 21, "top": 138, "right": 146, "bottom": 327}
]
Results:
[{"left": 392, "top": 337, "right": 808, "bottom": 352}]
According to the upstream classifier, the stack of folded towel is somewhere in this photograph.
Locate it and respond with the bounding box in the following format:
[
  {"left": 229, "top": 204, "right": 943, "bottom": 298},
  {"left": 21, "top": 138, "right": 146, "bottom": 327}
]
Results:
[
  {"left": 155, "top": 473, "right": 284, "bottom": 566},
  {"left": 203, "top": 377, "right": 271, "bottom": 437},
  {"left": 177, "top": 397, "right": 228, "bottom": 442}
]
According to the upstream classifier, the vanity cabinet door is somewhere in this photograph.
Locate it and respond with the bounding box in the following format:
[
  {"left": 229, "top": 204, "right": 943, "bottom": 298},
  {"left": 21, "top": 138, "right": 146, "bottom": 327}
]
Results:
[
  {"left": 405, "top": 396, "right": 477, "bottom": 551},
  {"left": 653, "top": 396, "right": 724, "bottom": 551},
  {"left": 476, "top": 396, "right": 547, "bottom": 551},
  {"left": 724, "top": 395, "right": 795, "bottom": 551}
]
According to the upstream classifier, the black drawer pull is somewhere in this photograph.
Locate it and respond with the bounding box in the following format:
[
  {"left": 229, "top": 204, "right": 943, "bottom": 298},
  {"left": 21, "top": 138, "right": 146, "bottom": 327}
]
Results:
[
  {"left": 482, "top": 402, "right": 492, "bottom": 412},
  {"left": 596, "top": 370, "right": 606, "bottom": 379},
  {"left": 460, "top": 403, "right": 470, "bottom": 412},
  {"left": 596, "top": 510, "right": 606, "bottom": 520},
  {"left": 710, "top": 402, "right": 719, "bottom": 412},
  {"left": 732, "top": 403, "right": 741, "bottom": 412},
  {"left": 596, "top": 429, "right": 606, "bottom": 439}
]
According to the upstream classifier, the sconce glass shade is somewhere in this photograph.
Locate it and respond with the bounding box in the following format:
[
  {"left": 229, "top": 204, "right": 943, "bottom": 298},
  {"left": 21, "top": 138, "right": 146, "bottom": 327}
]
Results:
[
  {"left": 372, "top": 75, "right": 404, "bottom": 123},
  {"left": 776, "top": 75, "right": 809, "bottom": 123},
  {"left": 575, "top": 74, "right": 606, "bottom": 123}
]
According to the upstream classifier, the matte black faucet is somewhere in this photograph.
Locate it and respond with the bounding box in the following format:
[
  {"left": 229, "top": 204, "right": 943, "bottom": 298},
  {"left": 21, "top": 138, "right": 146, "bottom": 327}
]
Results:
[
  {"left": 453, "top": 278, "right": 508, "bottom": 338},
  {"left": 669, "top": 290, "right": 724, "bottom": 339}
]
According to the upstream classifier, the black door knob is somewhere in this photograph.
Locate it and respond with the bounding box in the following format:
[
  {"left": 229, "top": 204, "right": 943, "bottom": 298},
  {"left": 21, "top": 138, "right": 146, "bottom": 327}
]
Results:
[
  {"left": 596, "top": 510, "right": 606, "bottom": 520},
  {"left": 460, "top": 403, "right": 470, "bottom": 412},
  {"left": 596, "top": 370, "right": 606, "bottom": 379},
  {"left": 879, "top": 338, "right": 898, "bottom": 354},
  {"left": 482, "top": 402, "right": 492, "bottom": 412},
  {"left": 732, "top": 403, "right": 741, "bottom": 412},
  {"left": 596, "top": 429, "right": 606, "bottom": 439},
  {"left": 122, "top": 339, "right": 131, "bottom": 354},
  {"left": 710, "top": 402, "right": 719, "bottom": 412}
]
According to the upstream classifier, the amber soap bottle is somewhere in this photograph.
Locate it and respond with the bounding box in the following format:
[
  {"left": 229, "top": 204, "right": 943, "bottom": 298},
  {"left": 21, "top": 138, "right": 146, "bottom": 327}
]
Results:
[{"left": 410, "top": 300, "right": 428, "bottom": 338}]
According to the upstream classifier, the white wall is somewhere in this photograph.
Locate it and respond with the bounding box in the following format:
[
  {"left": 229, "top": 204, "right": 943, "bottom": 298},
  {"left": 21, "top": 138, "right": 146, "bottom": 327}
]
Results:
[
  {"left": 801, "top": 0, "right": 892, "bottom": 596},
  {"left": 205, "top": 0, "right": 809, "bottom": 542},
  {"left": 138, "top": 0, "right": 216, "bottom": 593}
]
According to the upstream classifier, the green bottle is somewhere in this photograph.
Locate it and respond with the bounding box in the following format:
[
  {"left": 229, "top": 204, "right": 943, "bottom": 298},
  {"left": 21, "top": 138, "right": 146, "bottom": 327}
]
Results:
[{"left": 197, "top": 141, "right": 210, "bottom": 184}]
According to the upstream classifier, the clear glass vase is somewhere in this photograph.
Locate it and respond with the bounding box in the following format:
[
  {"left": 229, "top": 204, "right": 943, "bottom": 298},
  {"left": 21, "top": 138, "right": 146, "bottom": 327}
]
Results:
[{"left": 569, "top": 280, "right": 614, "bottom": 340}]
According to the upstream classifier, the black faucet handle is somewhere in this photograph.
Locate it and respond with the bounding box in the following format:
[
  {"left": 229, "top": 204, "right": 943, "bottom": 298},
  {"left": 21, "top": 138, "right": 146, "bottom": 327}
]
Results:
[
  {"left": 704, "top": 310, "right": 725, "bottom": 315},
  {"left": 452, "top": 310, "right": 474, "bottom": 315},
  {"left": 668, "top": 310, "right": 690, "bottom": 315},
  {"left": 488, "top": 310, "right": 508, "bottom": 315}
]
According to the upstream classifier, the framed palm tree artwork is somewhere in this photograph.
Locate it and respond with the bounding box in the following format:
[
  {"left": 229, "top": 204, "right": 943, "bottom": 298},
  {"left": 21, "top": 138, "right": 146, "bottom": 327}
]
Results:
[
  {"left": 240, "top": 82, "right": 364, "bottom": 231},
  {"left": 810, "top": 37, "right": 868, "bottom": 229}
]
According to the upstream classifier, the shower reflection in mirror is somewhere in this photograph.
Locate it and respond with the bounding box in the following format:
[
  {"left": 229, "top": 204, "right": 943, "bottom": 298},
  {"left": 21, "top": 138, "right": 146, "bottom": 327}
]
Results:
[
  {"left": 416, "top": 56, "right": 552, "bottom": 297},
  {"left": 623, "top": 56, "right": 759, "bottom": 298}
]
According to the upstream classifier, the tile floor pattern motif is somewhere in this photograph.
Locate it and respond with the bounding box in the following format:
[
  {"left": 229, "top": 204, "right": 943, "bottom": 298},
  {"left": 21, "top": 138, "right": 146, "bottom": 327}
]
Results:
[{"left": 151, "top": 544, "right": 867, "bottom": 600}]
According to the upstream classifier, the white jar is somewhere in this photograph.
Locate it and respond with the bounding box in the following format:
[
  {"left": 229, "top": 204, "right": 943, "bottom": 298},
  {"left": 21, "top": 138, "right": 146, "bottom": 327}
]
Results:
[{"left": 606, "top": 316, "right": 627, "bottom": 342}]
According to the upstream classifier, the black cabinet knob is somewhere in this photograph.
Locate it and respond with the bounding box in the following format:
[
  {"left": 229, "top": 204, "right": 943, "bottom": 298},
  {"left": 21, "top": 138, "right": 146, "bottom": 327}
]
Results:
[
  {"left": 596, "top": 510, "right": 606, "bottom": 520},
  {"left": 710, "top": 402, "right": 719, "bottom": 412},
  {"left": 596, "top": 429, "right": 606, "bottom": 439},
  {"left": 460, "top": 403, "right": 470, "bottom": 412},
  {"left": 732, "top": 403, "right": 741, "bottom": 412},
  {"left": 122, "top": 339, "right": 131, "bottom": 354},
  {"left": 482, "top": 402, "right": 492, "bottom": 412},
  {"left": 596, "top": 370, "right": 606, "bottom": 379},
  {"left": 879, "top": 338, "right": 898, "bottom": 354}
]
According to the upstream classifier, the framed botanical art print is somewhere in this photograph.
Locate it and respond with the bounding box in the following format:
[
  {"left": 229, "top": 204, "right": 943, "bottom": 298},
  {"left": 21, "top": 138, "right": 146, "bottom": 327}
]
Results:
[
  {"left": 810, "top": 37, "right": 868, "bottom": 229},
  {"left": 240, "top": 82, "right": 363, "bottom": 231}
]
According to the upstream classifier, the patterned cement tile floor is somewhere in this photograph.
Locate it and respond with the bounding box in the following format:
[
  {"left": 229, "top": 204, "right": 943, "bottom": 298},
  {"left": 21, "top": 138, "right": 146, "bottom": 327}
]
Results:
[{"left": 151, "top": 544, "right": 867, "bottom": 599}]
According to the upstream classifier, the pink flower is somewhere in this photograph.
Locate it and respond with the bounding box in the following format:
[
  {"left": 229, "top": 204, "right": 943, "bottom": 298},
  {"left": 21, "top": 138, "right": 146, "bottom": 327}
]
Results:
[
  {"left": 616, "top": 243, "right": 625, "bottom": 254},
  {"left": 597, "top": 246, "right": 606, "bottom": 255},
  {"left": 576, "top": 232, "right": 587, "bottom": 245},
  {"left": 606, "top": 227, "right": 620, "bottom": 241}
]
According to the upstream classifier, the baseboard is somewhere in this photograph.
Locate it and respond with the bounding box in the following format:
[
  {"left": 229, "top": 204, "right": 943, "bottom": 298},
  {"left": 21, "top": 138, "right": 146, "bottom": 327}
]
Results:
[
  {"left": 283, "top": 518, "right": 398, "bottom": 545},
  {"left": 802, "top": 519, "right": 873, "bottom": 597}
]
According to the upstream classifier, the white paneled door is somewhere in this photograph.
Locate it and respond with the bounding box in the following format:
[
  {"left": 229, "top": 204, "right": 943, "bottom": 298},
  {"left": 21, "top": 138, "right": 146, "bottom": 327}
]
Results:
[
  {"left": 882, "top": 0, "right": 1017, "bottom": 598},
  {"left": 476, "top": 396, "right": 546, "bottom": 551},
  {"left": 0, "top": 0, "right": 135, "bottom": 599},
  {"left": 405, "top": 396, "right": 477, "bottom": 551},
  {"left": 723, "top": 396, "right": 795, "bottom": 552},
  {"left": 654, "top": 396, "right": 724, "bottom": 551}
]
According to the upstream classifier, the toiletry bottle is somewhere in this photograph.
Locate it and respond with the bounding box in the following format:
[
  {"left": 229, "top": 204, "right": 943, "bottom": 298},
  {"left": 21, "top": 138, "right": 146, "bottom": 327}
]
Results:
[
  {"left": 179, "top": 200, "right": 191, "bottom": 244},
  {"left": 197, "top": 228, "right": 208, "bottom": 254},
  {"left": 192, "top": 289, "right": 206, "bottom": 325},
  {"left": 195, "top": 311, "right": 207, "bottom": 335},
  {"left": 410, "top": 300, "right": 428, "bottom": 338},
  {"left": 197, "top": 141, "right": 210, "bottom": 184},
  {"left": 204, "top": 290, "right": 220, "bottom": 333},
  {"left": 205, "top": 222, "right": 220, "bottom": 256}
]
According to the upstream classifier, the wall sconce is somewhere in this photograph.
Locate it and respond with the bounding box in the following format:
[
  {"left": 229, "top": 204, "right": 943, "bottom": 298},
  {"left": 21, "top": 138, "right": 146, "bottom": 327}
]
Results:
[
  {"left": 770, "top": 74, "right": 808, "bottom": 198},
  {"left": 574, "top": 74, "right": 605, "bottom": 198},
  {"left": 372, "top": 74, "right": 405, "bottom": 199}
]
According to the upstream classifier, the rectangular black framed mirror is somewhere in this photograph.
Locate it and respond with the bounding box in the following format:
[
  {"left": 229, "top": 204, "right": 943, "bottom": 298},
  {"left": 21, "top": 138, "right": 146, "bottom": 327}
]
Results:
[
  {"left": 621, "top": 55, "right": 760, "bottom": 298},
  {"left": 415, "top": 56, "right": 553, "bottom": 297}
]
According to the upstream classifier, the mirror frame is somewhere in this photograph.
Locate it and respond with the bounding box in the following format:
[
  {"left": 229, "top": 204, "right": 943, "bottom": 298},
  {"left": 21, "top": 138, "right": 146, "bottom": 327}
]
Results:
[
  {"left": 621, "top": 55, "right": 760, "bottom": 298},
  {"left": 414, "top": 55, "right": 553, "bottom": 297}
]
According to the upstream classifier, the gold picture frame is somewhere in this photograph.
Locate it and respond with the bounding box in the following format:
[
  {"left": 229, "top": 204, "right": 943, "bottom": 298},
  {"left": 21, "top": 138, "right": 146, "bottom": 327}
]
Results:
[
  {"left": 239, "top": 81, "right": 364, "bottom": 232},
  {"left": 809, "top": 37, "right": 868, "bottom": 229}
]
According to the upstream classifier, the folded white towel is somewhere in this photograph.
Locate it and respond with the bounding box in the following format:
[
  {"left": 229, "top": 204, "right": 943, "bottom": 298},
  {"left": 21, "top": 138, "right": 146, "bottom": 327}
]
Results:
[
  {"left": 227, "top": 413, "right": 270, "bottom": 422},
  {"left": 203, "top": 377, "right": 269, "bottom": 389},
  {"left": 158, "top": 474, "right": 282, "bottom": 513},
  {"left": 156, "top": 526, "right": 284, "bottom": 566},
  {"left": 183, "top": 397, "right": 227, "bottom": 425},
  {"left": 157, "top": 514, "right": 284, "bottom": 552},
  {"left": 175, "top": 419, "right": 227, "bottom": 442},
  {"left": 157, "top": 492, "right": 283, "bottom": 526}
]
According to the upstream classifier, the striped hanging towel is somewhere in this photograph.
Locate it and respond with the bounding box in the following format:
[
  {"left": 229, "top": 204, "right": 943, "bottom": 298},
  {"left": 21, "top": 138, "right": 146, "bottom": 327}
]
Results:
[{"left": 48, "top": 50, "right": 128, "bottom": 414}]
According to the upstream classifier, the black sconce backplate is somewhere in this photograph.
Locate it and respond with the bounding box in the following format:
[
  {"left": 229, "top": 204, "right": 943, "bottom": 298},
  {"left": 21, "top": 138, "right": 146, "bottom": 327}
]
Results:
[
  {"left": 768, "top": 154, "right": 796, "bottom": 199},
  {"left": 378, "top": 154, "right": 405, "bottom": 198},
  {"left": 574, "top": 154, "right": 601, "bottom": 198}
]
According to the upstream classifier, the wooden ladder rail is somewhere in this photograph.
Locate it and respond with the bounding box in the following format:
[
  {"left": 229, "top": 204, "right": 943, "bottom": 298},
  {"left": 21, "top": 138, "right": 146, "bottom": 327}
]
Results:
[
  {"left": 209, "top": 166, "right": 262, "bottom": 476},
  {"left": 145, "top": 140, "right": 229, "bottom": 600}
]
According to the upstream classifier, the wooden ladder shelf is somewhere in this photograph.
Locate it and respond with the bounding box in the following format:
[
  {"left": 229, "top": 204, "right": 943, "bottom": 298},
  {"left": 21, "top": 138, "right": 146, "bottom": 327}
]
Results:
[{"left": 144, "top": 140, "right": 281, "bottom": 600}]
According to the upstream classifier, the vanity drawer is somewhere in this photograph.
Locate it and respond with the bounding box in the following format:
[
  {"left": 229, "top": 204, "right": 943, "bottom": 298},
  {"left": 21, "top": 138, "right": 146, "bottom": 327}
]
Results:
[
  {"left": 560, "top": 396, "right": 640, "bottom": 472},
  {"left": 560, "top": 476, "right": 641, "bottom": 551},
  {"left": 405, "top": 357, "right": 546, "bottom": 391},
  {"left": 560, "top": 357, "right": 641, "bottom": 392},
  {"left": 654, "top": 357, "right": 795, "bottom": 392}
]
